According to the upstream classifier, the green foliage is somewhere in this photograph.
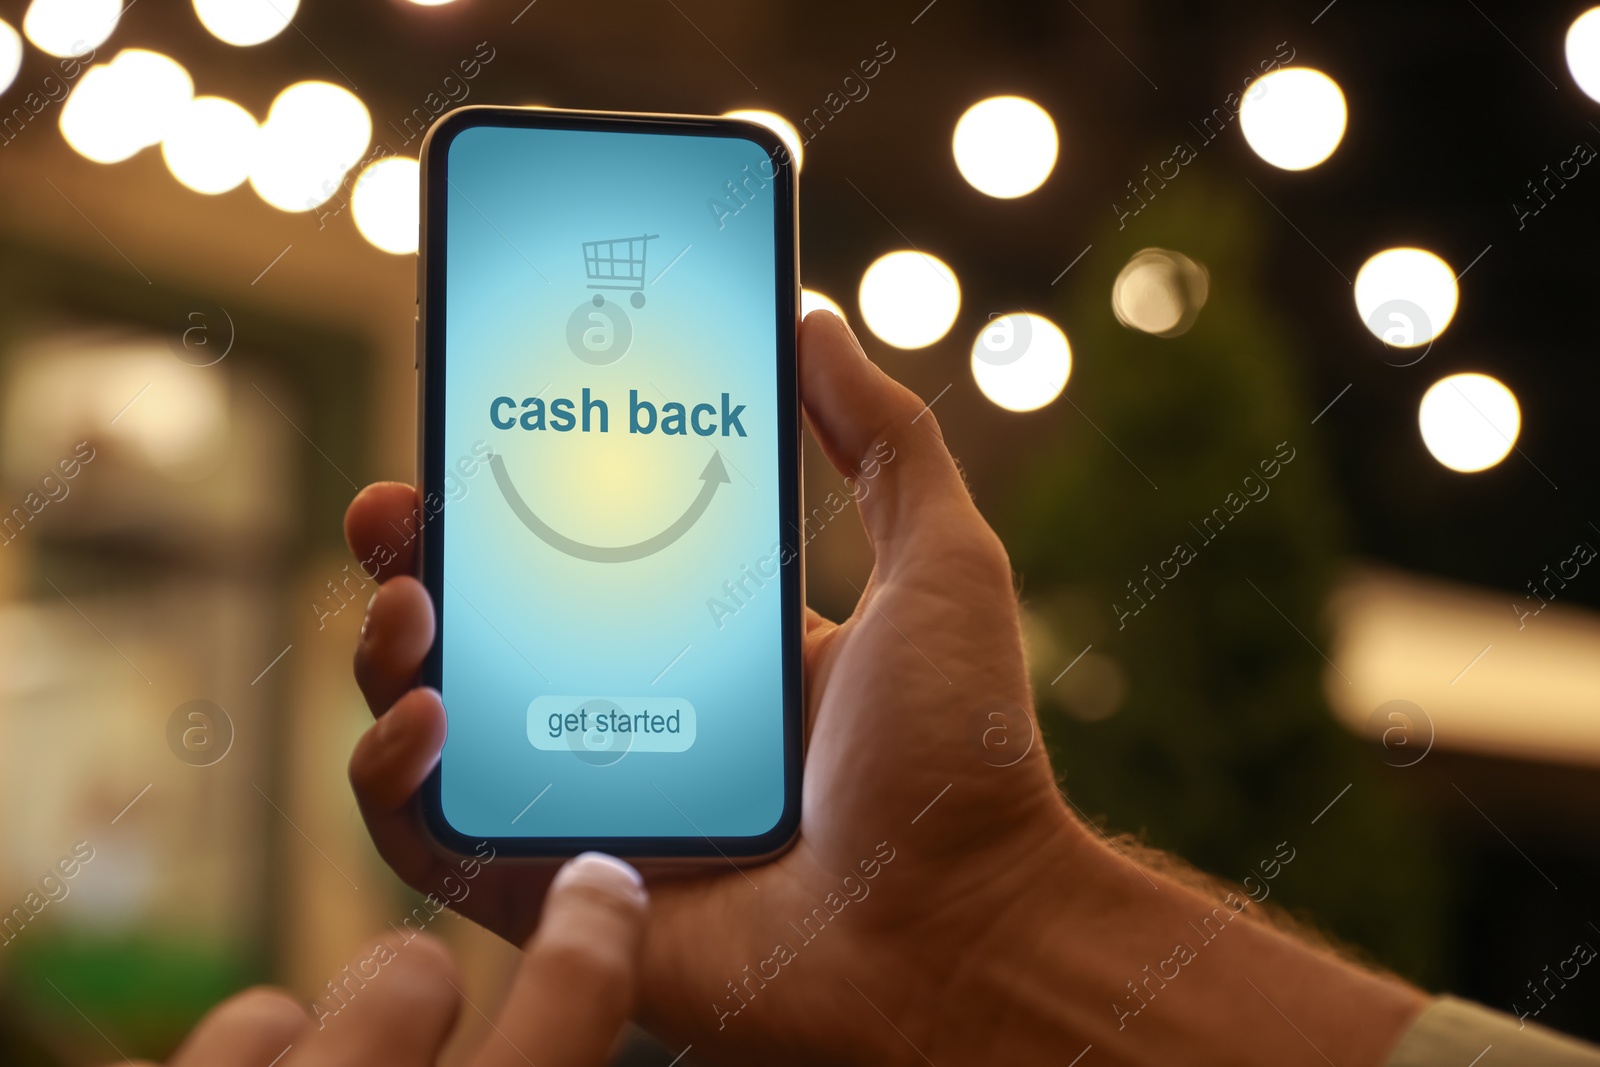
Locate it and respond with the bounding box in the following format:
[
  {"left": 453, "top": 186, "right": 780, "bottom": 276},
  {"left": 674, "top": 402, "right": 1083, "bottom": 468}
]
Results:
[
  {"left": 9, "top": 932, "right": 259, "bottom": 1061},
  {"left": 1001, "top": 174, "right": 1448, "bottom": 982}
]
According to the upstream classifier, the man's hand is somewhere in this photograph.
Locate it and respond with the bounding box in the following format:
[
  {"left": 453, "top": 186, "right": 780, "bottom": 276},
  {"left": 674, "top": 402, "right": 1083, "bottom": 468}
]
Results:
[
  {"left": 342, "top": 311, "right": 1427, "bottom": 1066},
  {"left": 343, "top": 310, "right": 1074, "bottom": 1062},
  {"left": 139, "top": 852, "right": 647, "bottom": 1067}
]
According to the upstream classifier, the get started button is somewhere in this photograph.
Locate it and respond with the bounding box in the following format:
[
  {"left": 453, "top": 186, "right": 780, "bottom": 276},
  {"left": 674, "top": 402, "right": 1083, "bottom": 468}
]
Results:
[{"left": 528, "top": 696, "right": 697, "bottom": 756}]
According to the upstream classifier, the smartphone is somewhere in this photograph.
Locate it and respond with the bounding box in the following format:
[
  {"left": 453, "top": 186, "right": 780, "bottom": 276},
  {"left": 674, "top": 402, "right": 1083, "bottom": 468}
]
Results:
[{"left": 416, "top": 107, "right": 802, "bottom": 859}]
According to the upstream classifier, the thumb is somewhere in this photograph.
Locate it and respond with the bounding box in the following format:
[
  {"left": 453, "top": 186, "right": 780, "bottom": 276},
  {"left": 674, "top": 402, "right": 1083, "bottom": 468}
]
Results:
[
  {"left": 470, "top": 853, "right": 648, "bottom": 1067},
  {"left": 799, "top": 309, "right": 999, "bottom": 578}
]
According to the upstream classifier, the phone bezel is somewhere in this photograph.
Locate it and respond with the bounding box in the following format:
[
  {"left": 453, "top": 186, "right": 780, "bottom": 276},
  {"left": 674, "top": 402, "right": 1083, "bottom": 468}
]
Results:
[{"left": 416, "top": 105, "right": 803, "bottom": 860}]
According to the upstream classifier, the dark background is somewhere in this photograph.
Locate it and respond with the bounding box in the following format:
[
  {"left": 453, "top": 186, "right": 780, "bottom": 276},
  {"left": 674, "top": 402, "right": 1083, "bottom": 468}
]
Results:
[{"left": 0, "top": 0, "right": 1596, "bottom": 1059}]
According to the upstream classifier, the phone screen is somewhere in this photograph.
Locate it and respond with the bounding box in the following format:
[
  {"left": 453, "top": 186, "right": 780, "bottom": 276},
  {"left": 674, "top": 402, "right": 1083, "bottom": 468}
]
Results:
[{"left": 423, "top": 114, "right": 800, "bottom": 851}]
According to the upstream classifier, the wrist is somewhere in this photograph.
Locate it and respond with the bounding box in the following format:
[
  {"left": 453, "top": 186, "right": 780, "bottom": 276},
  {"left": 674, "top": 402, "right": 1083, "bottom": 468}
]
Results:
[{"left": 909, "top": 815, "right": 1427, "bottom": 1066}]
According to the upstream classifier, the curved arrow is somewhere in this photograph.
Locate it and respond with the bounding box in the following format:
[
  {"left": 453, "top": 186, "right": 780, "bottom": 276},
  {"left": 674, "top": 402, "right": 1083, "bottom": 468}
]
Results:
[{"left": 489, "top": 450, "right": 730, "bottom": 563}]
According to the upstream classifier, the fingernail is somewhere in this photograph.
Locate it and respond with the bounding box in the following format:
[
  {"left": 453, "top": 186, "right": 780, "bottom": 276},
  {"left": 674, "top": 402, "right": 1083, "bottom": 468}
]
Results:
[
  {"left": 553, "top": 852, "right": 646, "bottom": 904},
  {"left": 359, "top": 592, "right": 378, "bottom": 640}
]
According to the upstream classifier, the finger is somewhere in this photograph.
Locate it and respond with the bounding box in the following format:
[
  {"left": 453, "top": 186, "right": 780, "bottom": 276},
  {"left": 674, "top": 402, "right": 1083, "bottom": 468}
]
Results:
[
  {"left": 354, "top": 576, "right": 435, "bottom": 717},
  {"left": 344, "top": 482, "right": 423, "bottom": 584},
  {"left": 471, "top": 854, "right": 648, "bottom": 1067},
  {"left": 167, "top": 988, "right": 306, "bottom": 1067},
  {"left": 348, "top": 687, "right": 450, "bottom": 888},
  {"left": 295, "top": 932, "right": 460, "bottom": 1067},
  {"left": 802, "top": 605, "right": 840, "bottom": 678},
  {"left": 798, "top": 311, "right": 998, "bottom": 573},
  {"left": 803, "top": 605, "right": 835, "bottom": 634}
]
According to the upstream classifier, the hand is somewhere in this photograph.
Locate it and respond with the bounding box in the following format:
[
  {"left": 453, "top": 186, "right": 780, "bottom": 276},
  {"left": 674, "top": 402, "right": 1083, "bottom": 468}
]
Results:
[
  {"left": 137, "top": 852, "right": 647, "bottom": 1067},
  {"left": 344, "top": 311, "right": 1426, "bottom": 1066},
  {"left": 345, "top": 310, "right": 1069, "bottom": 1062}
]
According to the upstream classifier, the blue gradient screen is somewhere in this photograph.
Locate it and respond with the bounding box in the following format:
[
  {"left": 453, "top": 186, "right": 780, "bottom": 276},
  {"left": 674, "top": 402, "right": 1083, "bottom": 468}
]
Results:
[{"left": 438, "top": 123, "right": 788, "bottom": 841}]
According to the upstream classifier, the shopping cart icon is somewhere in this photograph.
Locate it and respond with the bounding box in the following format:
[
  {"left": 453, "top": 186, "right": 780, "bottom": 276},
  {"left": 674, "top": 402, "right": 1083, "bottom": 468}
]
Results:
[{"left": 582, "top": 233, "right": 658, "bottom": 308}]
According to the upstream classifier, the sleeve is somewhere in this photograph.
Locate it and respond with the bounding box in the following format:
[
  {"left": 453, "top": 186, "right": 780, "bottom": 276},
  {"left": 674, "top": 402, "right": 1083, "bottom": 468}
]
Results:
[{"left": 1385, "top": 997, "right": 1600, "bottom": 1067}]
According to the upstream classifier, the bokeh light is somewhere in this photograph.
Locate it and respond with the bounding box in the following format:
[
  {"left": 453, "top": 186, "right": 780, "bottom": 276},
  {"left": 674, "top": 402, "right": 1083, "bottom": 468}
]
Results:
[
  {"left": 249, "top": 81, "right": 371, "bottom": 213},
  {"left": 404, "top": 0, "right": 459, "bottom": 5},
  {"left": 1239, "top": 67, "right": 1347, "bottom": 171},
  {"left": 60, "top": 50, "right": 193, "bottom": 164},
  {"left": 23, "top": 0, "right": 121, "bottom": 57},
  {"left": 800, "top": 289, "right": 845, "bottom": 323},
  {"left": 1418, "top": 373, "right": 1520, "bottom": 473},
  {"left": 1354, "top": 248, "right": 1458, "bottom": 348},
  {"left": 858, "top": 250, "right": 961, "bottom": 349},
  {"left": 951, "top": 95, "right": 1058, "bottom": 198},
  {"left": 352, "top": 157, "right": 420, "bottom": 255},
  {"left": 724, "top": 109, "right": 803, "bottom": 170},
  {"left": 1053, "top": 650, "right": 1128, "bottom": 722},
  {"left": 971, "top": 312, "right": 1072, "bottom": 412},
  {"left": 162, "top": 96, "right": 257, "bottom": 194},
  {"left": 193, "top": 0, "right": 298, "bottom": 46},
  {"left": 1569, "top": 7, "right": 1600, "bottom": 102},
  {"left": 1111, "top": 248, "right": 1210, "bottom": 337},
  {"left": 0, "top": 19, "right": 22, "bottom": 96}
]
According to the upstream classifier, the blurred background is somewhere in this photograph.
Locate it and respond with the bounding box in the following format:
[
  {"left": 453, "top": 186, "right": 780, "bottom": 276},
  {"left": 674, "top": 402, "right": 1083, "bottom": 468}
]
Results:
[{"left": 0, "top": 0, "right": 1597, "bottom": 1062}]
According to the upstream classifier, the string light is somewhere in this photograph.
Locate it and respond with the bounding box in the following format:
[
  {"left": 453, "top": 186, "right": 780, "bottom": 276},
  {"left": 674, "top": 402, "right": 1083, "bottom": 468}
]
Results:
[
  {"left": 801, "top": 289, "right": 845, "bottom": 322},
  {"left": 952, "top": 95, "right": 1058, "bottom": 198},
  {"left": 352, "top": 157, "right": 420, "bottom": 254},
  {"left": 971, "top": 312, "right": 1072, "bottom": 412},
  {"left": 22, "top": 0, "right": 121, "bottom": 58},
  {"left": 1239, "top": 67, "right": 1347, "bottom": 170},
  {"left": 858, "top": 251, "right": 962, "bottom": 349},
  {"left": 1418, "top": 373, "right": 1520, "bottom": 473},
  {"left": 162, "top": 96, "right": 258, "bottom": 194},
  {"left": 0, "top": 19, "right": 22, "bottom": 96},
  {"left": 61, "top": 50, "right": 192, "bottom": 164},
  {"left": 193, "top": 0, "right": 298, "bottom": 47},
  {"left": 1355, "top": 248, "right": 1458, "bottom": 349},
  {"left": 249, "top": 81, "right": 371, "bottom": 212}
]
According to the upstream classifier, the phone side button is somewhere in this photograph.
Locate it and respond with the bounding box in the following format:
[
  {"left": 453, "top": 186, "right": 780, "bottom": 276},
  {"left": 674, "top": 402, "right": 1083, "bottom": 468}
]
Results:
[{"left": 413, "top": 315, "right": 421, "bottom": 370}]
